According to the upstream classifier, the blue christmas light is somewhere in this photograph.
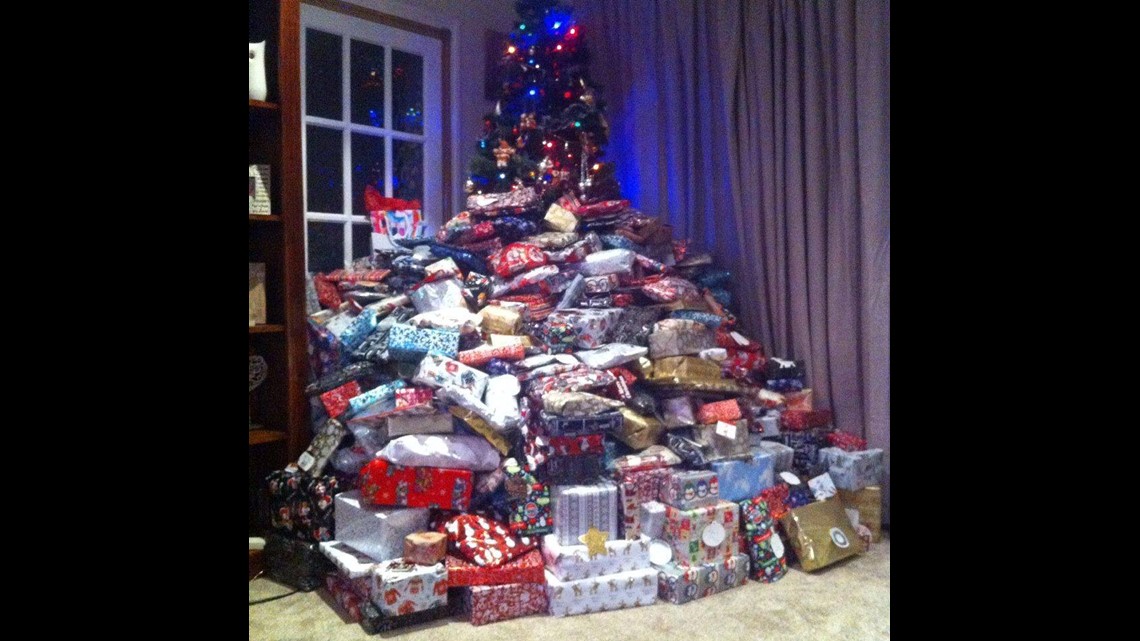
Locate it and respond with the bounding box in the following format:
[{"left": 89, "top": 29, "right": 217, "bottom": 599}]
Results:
[
  {"left": 499, "top": 173, "right": 507, "bottom": 179},
  {"left": 553, "top": 21, "right": 562, "bottom": 29},
  {"left": 574, "top": 121, "right": 581, "bottom": 127},
  {"left": 519, "top": 23, "right": 526, "bottom": 30},
  {"left": 529, "top": 88, "right": 537, "bottom": 96}
]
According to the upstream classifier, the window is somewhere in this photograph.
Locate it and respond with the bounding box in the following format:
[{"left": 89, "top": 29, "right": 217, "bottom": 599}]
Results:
[{"left": 301, "top": 4, "right": 444, "bottom": 272}]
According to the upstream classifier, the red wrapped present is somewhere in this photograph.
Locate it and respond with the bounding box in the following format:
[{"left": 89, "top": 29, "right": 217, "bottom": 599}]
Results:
[
  {"left": 325, "top": 573, "right": 366, "bottom": 623},
  {"left": 696, "top": 398, "right": 743, "bottom": 424},
  {"left": 458, "top": 344, "right": 526, "bottom": 367},
  {"left": 780, "top": 409, "right": 833, "bottom": 431},
  {"left": 320, "top": 381, "right": 361, "bottom": 418},
  {"left": 547, "top": 433, "right": 605, "bottom": 456},
  {"left": 445, "top": 549, "right": 546, "bottom": 587},
  {"left": 358, "top": 459, "right": 472, "bottom": 511},
  {"left": 314, "top": 276, "right": 343, "bottom": 309},
  {"left": 827, "top": 430, "right": 867, "bottom": 452},
  {"left": 560, "top": 193, "right": 630, "bottom": 218},
  {"left": 722, "top": 348, "right": 766, "bottom": 379},
  {"left": 394, "top": 387, "right": 435, "bottom": 412},
  {"left": 464, "top": 582, "right": 548, "bottom": 626},
  {"left": 716, "top": 329, "right": 764, "bottom": 353},
  {"left": 325, "top": 269, "right": 392, "bottom": 283},
  {"left": 442, "top": 514, "right": 537, "bottom": 568},
  {"left": 488, "top": 243, "right": 548, "bottom": 278},
  {"left": 612, "top": 293, "right": 634, "bottom": 307},
  {"left": 758, "top": 484, "right": 790, "bottom": 520},
  {"left": 785, "top": 389, "right": 813, "bottom": 411}
]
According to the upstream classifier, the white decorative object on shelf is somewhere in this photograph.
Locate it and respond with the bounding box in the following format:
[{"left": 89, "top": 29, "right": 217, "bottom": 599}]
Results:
[{"left": 249, "top": 41, "right": 267, "bottom": 101}]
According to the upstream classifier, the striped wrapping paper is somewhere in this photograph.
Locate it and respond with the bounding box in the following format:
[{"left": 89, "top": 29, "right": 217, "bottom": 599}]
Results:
[{"left": 550, "top": 481, "right": 619, "bottom": 546}]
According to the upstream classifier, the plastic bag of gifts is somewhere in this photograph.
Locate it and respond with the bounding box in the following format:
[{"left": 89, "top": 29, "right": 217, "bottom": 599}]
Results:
[{"left": 366, "top": 185, "right": 427, "bottom": 251}]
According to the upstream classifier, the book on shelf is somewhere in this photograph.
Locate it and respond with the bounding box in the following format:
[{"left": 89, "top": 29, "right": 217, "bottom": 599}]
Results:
[
  {"left": 249, "top": 263, "right": 267, "bottom": 326},
  {"left": 249, "top": 164, "right": 271, "bottom": 215}
]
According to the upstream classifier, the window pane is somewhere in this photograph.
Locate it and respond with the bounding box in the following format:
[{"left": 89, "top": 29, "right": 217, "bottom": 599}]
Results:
[
  {"left": 391, "top": 49, "right": 423, "bottom": 134},
  {"left": 393, "top": 140, "right": 423, "bottom": 203},
  {"left": 352, "top": 223, "right": 374, "bottom": 264},
  {"left": 306, "top": 125, "right": 343, "bottom": 213},
  {"left": 351, "top": 40, "right": 385, "bottom": 128},
  {"left": 306, "top": 29, "right": 342, "bottom": 119},
  {"left": 307, "top": 222, "right": 344, "bottom": 272},
  {"left": 351, "top": 133, "right": 385, "bottom": 217}
]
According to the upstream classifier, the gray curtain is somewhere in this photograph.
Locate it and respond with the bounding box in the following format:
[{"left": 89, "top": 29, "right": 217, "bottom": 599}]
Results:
[{"left": 579, "top": 0, "right": 890, "bottom": 522}]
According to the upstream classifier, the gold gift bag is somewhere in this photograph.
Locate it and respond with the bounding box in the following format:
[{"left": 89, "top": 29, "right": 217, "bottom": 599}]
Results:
[
  {"left": 779, "top": 498, "right": 863, "bottom": 571},
  {"left": 838, "top": 486, "right": 883, "bottom": 542}
]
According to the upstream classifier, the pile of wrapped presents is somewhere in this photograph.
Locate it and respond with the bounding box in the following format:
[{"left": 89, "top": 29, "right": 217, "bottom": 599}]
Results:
[{"left": 263, "top": 188, "right": 885, "bottom": 633}]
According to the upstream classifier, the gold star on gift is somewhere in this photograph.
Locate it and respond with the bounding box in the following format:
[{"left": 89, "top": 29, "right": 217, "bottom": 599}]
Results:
[{"left": 579, "top": 526, "right": 609, "bottom": 559}]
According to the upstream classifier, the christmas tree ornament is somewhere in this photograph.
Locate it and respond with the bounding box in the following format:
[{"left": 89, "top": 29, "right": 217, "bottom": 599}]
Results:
[
  {"left": 580, "top": 86, "right": 596, "bottom": 107},
  {"left": 494, "top": 140, "right": 516, "bottom": 168}
]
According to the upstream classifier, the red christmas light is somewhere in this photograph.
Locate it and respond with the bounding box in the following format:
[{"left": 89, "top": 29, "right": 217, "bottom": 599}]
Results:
[{"left": 564, "top": 91, "right": 572, "bottom": 99}]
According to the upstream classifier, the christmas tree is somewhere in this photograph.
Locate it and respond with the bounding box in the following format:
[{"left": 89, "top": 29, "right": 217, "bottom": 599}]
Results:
[{"left": 467, "top": 0, "right": 620, "bottom": 204}]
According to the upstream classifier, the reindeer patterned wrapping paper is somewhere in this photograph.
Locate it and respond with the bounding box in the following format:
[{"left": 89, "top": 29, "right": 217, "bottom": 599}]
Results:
[
  {"left": 544, "top": 566, "right": 659, "bottom": 617},
  {"left": 463, "top": 582, "right": 549, "bottom": 626},
  {"left": 541, "top": 534, "right": 653, "bottom": 581},
  {"left": 333, "top": 491, "right": 431, "bottom": 563},
  {"left": 656, "top": 552, "right": 750, "bottom": 605},
  {"left": 369, "top": 559, "right": 449, "bottom": 616},
  {"left": 551, "top": 482, "right": 620, "bottom": 546},
  {"left": 357, "top": 460, "right": 473, "bottom": 511}
]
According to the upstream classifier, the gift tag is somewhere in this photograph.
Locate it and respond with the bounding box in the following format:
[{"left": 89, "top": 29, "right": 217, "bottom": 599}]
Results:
[
  {"left": 649, "top": 539, "right": 673, "bottom": 565},
  {"left": 780, "top": 472, "right": 801, "bottom": 485},
  {"left": 297, "top": 451, "right": 316, "bottom": 471},
  {"left": 715, "top": 420, "right": 737, "bottom": 439},
  {"left": 770, "top": 533, "right": 785, "bottom": 558},
  {"left": 702, "top": 521, "right": 726, "bottom": 547}
]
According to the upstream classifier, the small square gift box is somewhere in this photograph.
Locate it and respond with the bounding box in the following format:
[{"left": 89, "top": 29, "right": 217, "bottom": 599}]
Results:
[
  {"left": 478, "top": 304, "right": 523, "bottom": 334},
  {"left": 659, "top": 469, "right": 721, "bottom": 510},
  {"left": 369, "top": 559, "right": 449, "bottom": 616},
  {"left": 779, "top": 498, "right": 863, "bottom": 572},
  {"left": 319, "top": 382, "right": 361, "bottom": 418},
  {"left": 816, "top": 447, "right": 885, "bottom": 491},
  {"left": 551, "top": 481, "right": 620, "bottom": 546},
  {"left": 404, "top": 532, "right": 448, "bottom": 565},
  {"left": 460, "top": 582, "right": 549, "bottom": 626},
  {"left": 333, "top": 490, "right": 430, "bottom": 563},
  {"left": 709, "top": 447, "right": 775, "bottom": 502},
  {"left": 545, "top": 308, "right": 623, "bottom": 349},
  {"left": 696, "top": 398, "right": 743, "bottom": 425},
  {"left": 662, "top": 500, "right": 741, "bottom": 567},
  {"left": 445, "top": 549, "right": 546, "bottom": 587},
  {"left": 357, "top": 459, "right": 473, "bottom": 511},
  {"left": 541, "top": 533, "right": 653, "bottom": 581},
  {"left": 386, "top": 323, "right": 461, "bottom": 363},
  {"left": 656, "top": 552, "right": 750, "bottom": 604},
  {"left": 544, "top": 566, "right": 658, "bottom": 617}
]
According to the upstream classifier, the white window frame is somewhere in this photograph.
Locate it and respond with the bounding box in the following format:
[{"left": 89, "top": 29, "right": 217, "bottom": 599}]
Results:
[{"left": 301, "top": 3, "right": 443, "bottom": 272}]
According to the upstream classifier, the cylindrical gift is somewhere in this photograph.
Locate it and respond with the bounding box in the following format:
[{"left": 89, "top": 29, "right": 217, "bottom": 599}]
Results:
[{"left": 404, "top": 532, "right": 447, "bottom": 565}]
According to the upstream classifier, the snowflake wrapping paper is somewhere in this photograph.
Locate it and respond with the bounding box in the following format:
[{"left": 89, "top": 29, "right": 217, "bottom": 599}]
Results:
[
  {"left": 709, "top": 448, "right": 775, "bottom": 502},
  {"left": 656, "top": 552, "right": 750, "bottom": 604},
  {"left": 369, "top": 559, "right": 448, "bottom": 616},
  {"left": 551, "top": 481, "right": 620, "bottom": 546},
  {"left": 544, "top": 566, "right": 658, "bottom": 617},
  {"left": 333, "top": 490, "right": 430, "bottom": 563},
  {"left": 358, "top": 459, "right": 473, "bottom": 511},
  {"left": 444, "top": 549, "right": 547, "bottom": 586},
  {"left": 462, "top": 581, "right": 549, "bottom": 625},
  {"left": 386, "top": 324, "right": 461, "bottom": 363},
  {"left": 542, "top": 533, "right": 653, "bottom": 581},
  {"left": 297, "top": 418, "right": 347, "bottom": 476},
  {"left": 662, "top": 500, "right": 741, "bottom": 567},
  {"left": 816, "top": 447, "right": 885, "bottom": 491}
]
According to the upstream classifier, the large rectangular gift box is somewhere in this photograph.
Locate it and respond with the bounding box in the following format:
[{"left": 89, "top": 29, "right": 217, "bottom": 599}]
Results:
[
  {"left": 659, "top": 469, "right": 721, "bottom": 510},
  {"left": 551, "top": 481, "right": 620, "bottom": 546},
  {"left": 459, "top": 582, "right": 548, "bottom": 626},
  {"left": 541, "top": 533, "right": 653, "bottom": 581},
  {"left": 369, "top": 559, "right": 449, "bottom": 616},
  {"left": 656, "top": 552, "right": 750, "bottom": 604},
  {"left": 358, "top": 459, "right": 473, "bottom": 511},
  {"left": 539, "top": 410, "right": 623, "bottom": 436},
  {"left": 779, "top": 498, "right": 862, "bottom": 571},
  {"left": 781, "top": 429, "right": 831, "bottom": 477},
  {"left": 816, "top": 447, "right": 884, "bottom": 491},
  {"left": 662, "top": 500, "right": 741, "bottom": 567},
  {"left": 618, "top": 467, "right": 672, "bottom": 539},
  {"left": 709, "top": 448, "right": 775, "bottom": 502},
  {"left": 445, "top": 549, "right": 547, "bottom": 587},
  {"left": 544, "top": 566, "right": 659, "bottom": 617},
  {"left": 837, "top": 486, "right": 884, "bottom": 542},
  {"left": 386, "top": 324, "right": 460, "bottom": 362},
  {"left": 693, "top": 420, "right": 751, "bottom": 460}
]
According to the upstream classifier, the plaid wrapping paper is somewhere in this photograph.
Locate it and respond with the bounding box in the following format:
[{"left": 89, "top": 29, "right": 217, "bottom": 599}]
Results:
[
  {"left": 504, "top": 461, "right": 553, "bottom": 536},
  {"left": 369, "top": 559, "right": 449, "bottom": 616},
  {"left": 662, "top": 500, "right": 741, "bottom": 567},
  {"left": 463, "top": 582, "right": 548, "bottom": 625},
  {"left": 544, "top": 567, "right": 658, "bottom": 617},
  {"left": 542, "top": 534, "right": 652, "bottom": 581},
  {"left": 445, "top": 549, "right": 547, "bottom": 586},
  {"left": 619, "top": 467, "right": 673, "bottom": 539},
  {"left": 780, "top": 409, "right": 833, "bottom": 431},
  {"left": 358, "top": 459, "right": 473, "bottom": 511},
  {"left": 656, "top": 553, "right": 749, "bottom": 604},
  {"left": 386, "top": 324, "right": 461, "bottom": 363},
  {"left": 442, "top": 514, "right": 538, "bottom": 567},
  {"left": 319, "top": 382, "right": 361, "bottom": 418},
  {"left": 551, "top": 482, "right": 620, "bottom": 546},
  {"left": 660, "top": 470, "right": 721, "bottom": 510},
  {"left": 266, "top": 468, "right": 342, "bottom": 542}
]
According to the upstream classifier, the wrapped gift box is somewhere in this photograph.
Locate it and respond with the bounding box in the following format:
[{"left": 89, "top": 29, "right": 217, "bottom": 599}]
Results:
[
  {"left": 656, "top": 552, "right": 749, "bottom": 604},
  {"left": 709, "top": 448, "right": 775, "bottom": 502},
  {"left": 461, "top": 582, "right": 548, "bottom": 626},
  {"left": 387, "top": 412, "right": 454, "bottom": 437},
  {"left": 478, "top": 305, "right": 523, "bottom": 334},
  {"left": 545, "top": 308, "right": 623, "bottom": 349},
  {"left": 639, "top": 501, "right": 667, "bottom": 539},
  {"left": 817, "top": 447, "right": 884, "bottom": 491},
  {"left": 781, "top": 429, "right": 832, "bottom": 477},
  {"left": 358, "top": 460, "right": 473, "bottom": 511},
  {"left": 548, "top": 433, "right": 606, "bottom": 456},
  {"left": 693, "top": 420, "right": 751, "bottom": 460},
  {"left": 320, "top": 540, "right": 380, "bottom": 579},
  {"left": 696, "top": 398, "right": 743, "bottom": 424},
  {"left": 541, "top": 453, "right": 606, "bottom": 484},
  {"left": 413, "top": 353, "right": 490, "bottom": 399},
  {"left": 320, "top": 382, "right": 361, "bottom": 418},
  {"left": 297, "top": 418, "right": 348, "bottom": 476},
  {"left": 837, "top": 486, "right": 883, "bottom": 542},
  {"left": 504, "top": 462, "right": 553, "bottom": 536},
  {"left": 541, "top": 533, "right": 653, "bottom": 581},
  {"left": 265, "top": 468, "right": 342, "bottom": 543},
  {"left": 347, "top": 380, "right": 407, "bottom": 417},
  {"left": 662, "top": 500, "right": 741, "bottom": 567},
  {"left": 333, "top": 490, "right": 430, "bottom": 563},
  {"left": 263, "top": 532, "right": 333, "bottom": 592},
  {"left": 445, "top": 549, "right": 546, "bottom": 587},
  {"left": 359, "top": 598, "right": 456, "bottom": 635},
  {"left": 827, "top": 430, "right": 868, "bottom": 452},
  {"left": 611, "top": 448, "right": 682, "bottom": 475},
  {"left": 779, "top": 498, "right": 862, "bottom": 571},
  {"left": 738, "top": 497, "right": 789, "bottom": 582},
  {"left": 544, "top": 566, "right": 658, "bottom": 617},
  {"left": 780, "top": 409, "right": 833, "bottom": 431},
  {"left": 659, "top": 469, "right": 721, "bottom": 510},
  {"left": 442, "top": 514, "right": 538, "bottom": 568},
  {"left": 386, "top": 324, "right": 461, "bottom": 363},
  {"left": 325, "top": 573, "right": 367, "bottom": 623},
  {"left": 404, "top": 532, "right": 448, "bottom": 565},
  {"left": 613, "top": 407, "right": 665, "bottom": 450},
  {"left": 538, "top": 410, "right": 623, "bottom": 437},
  {"left": 648, "top": 320, "right": 716, "bottom": 359},
  {"left": 410, "top": 278, "right": 467, "bottom": 313},
  {"left": 754, "top": 413, "right": 781, "bottom": 437},
  {"left": 369, "top": 559, "right": 448, "bottom": 616},
  {"left": 754, "top": 440, "right": 794, "bottom": 473},
  {"left": 618, "top": 467, "right": 672, "bottom": 539},
  {"left": 551, "top": 481, "right": 620, "bottom": 546}
]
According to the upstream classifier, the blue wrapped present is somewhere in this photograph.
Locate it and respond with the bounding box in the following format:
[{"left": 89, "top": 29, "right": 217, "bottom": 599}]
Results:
[
  {"left": 338, "top": 308, "right": 380, "bottom": 351},
  {"left": 385, "top": 324, "right": 460, "bottom": 363},
  {"left": 709, "top": 448, "right": 774, "bottom": 502}
]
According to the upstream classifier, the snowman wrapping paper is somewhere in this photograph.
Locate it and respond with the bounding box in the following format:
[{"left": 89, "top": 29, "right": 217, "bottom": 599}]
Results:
[
  {"left": 662, "top": 500, "right": 742, "bottom": 567},
  {"left": 659, "top": 469, "right": 721, "bottom": 510}
]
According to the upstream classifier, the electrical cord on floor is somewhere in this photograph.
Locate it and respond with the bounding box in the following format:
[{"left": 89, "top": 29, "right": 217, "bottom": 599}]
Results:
[{"left": 249, "top": 570, "right": 298, "bottom": 606}]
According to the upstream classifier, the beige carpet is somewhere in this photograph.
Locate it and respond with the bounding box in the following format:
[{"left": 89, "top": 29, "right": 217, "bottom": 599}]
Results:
[{"left": 250, "top": 536, "right": 889, "bottom": 640}]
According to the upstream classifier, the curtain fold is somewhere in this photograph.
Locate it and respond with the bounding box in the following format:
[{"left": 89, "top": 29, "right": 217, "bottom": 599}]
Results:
[{"left": 579, "top": 0, "right": 890, "bottom": 522}]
